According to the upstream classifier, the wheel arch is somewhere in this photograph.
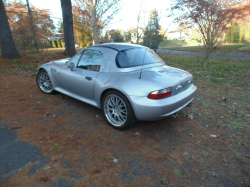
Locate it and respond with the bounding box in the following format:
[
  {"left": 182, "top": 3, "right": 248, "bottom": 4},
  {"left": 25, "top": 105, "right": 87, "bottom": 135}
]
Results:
[
  {"left": 38, "top": 67, "right": 47, "bottom": 72},
  {"left": 100, "top": 88, "right": 137, "bottom": 119}
]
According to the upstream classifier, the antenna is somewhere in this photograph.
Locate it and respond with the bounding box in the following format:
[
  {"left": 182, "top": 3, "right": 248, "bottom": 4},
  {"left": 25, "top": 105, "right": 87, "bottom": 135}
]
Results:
[{"left": 139, "top": 49, "right": 146, "bottom": 79}]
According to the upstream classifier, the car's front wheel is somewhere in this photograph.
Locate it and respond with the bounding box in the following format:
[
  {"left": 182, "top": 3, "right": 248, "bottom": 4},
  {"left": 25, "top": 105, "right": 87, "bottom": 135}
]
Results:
[
  {"left": 102, "top": 90, "right": 136, "bottom": 130},
  {"left": 36, "top": 70, "right": 55, "bottom": 94}
]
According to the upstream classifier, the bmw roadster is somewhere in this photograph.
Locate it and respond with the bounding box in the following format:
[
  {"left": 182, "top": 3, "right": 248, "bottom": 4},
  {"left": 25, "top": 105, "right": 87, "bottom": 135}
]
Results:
[{"left": 36, "top": 43, "right": 197, "bottom": 129}]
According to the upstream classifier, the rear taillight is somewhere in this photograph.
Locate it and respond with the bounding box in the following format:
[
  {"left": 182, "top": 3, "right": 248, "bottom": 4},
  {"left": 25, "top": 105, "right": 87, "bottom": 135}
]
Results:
[{"left": 148, "top": 87, "right": 172, "bottom": 99}]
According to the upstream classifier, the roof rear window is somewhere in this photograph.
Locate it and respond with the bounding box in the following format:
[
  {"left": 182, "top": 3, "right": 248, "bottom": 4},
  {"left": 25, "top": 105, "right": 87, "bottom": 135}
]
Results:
[{"left": 116, "top": 48, "right": 163, "bottom": 68}]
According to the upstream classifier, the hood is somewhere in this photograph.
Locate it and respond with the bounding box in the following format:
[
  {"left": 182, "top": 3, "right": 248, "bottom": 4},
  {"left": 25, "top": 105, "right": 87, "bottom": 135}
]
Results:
[
  {"left": 51, "top": 58, "right": 70, "bottom": 64},
  {"left": 141, "top": 65, "right": 192, "bottom": 88}
]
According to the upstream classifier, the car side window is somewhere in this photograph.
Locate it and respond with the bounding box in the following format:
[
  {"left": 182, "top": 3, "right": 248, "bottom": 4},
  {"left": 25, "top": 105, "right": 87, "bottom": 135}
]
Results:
[
  {"left": 69, "top": 52, "right": 82, "bottom": 67},
  {"left": 77, "top": 50, "right": 103, "bottom": 72}
]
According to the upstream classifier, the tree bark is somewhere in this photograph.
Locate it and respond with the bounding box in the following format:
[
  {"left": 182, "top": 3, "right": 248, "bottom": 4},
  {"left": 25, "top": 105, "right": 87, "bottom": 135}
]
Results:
[
  {"left": 60, "top": 0, "right": 76, "bottom": 57},
  {"left": 0, "top": 0, "right": 20, "bottom": 59},
  {"left": 80, "top": 0, "right": 99, "bottom": 45},
  {"left": 91, "top": 7, "right": 99, "bottom": 45},
  {"left": 26, "top": 0, "right": 39, "bottom": 53}
]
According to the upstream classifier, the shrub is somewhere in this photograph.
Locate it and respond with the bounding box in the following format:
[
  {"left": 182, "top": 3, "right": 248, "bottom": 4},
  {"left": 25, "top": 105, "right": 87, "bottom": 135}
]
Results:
[
  {"left": 46, "top": 40, "right": 50, "bottom": 47},
  {"left": 86, "top": 43, "right": 92, "bottom": 47},
  {"left": 61, "top": 41, "right": 65, "bottom": 48},
  {"left": 80, "top": 43, "right": 84, "bottom": 48},
  {"left": 57, "top": 41, "right": 61, "bottom": 48},
  {"left": 51, "top": 40, "right": 57, "bottom": 48}
]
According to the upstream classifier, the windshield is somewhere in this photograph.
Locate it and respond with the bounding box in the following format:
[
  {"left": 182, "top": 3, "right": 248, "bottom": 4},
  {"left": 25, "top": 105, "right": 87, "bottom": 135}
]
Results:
[{"left": 116, "top": 48, "right": 163, "bottom": 68}]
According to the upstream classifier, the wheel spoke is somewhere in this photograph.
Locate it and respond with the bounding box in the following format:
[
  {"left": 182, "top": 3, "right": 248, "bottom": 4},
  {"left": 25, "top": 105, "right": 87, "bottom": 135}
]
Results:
[
  {"left": 38, "top": 72, "right": 53, "bottom": 93},
  {"left": 104, "top": 95, "right": 127, "bottom": 127}
]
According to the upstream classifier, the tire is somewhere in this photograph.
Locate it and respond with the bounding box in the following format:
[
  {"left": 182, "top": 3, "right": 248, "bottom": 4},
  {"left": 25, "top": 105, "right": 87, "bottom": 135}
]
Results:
[
  {"left": 102, "top": 90, "right": 137, "bottom": 130},
  {"left": 36, "top": 70, "right": 56, "bottom": 94}
]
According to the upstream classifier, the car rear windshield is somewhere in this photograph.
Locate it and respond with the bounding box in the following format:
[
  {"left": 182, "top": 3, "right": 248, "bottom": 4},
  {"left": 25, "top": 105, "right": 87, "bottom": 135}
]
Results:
[{"left": 116, "top": 48, "right": 163, "bottom": 68}]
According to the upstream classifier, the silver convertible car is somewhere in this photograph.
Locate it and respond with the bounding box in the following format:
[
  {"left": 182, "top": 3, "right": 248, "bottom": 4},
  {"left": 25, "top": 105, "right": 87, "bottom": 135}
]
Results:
[{"left": 36, "top": 43, "right": 197, "bottom": 129}]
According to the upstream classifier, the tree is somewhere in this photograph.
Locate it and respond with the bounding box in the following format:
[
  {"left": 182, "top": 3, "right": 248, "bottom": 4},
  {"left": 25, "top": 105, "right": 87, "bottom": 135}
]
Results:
[
  {"left": 60, "top": 0, "right": 76, "bottom": 57},
  {"left": 190, "top": 27, "right": 202, "bottom": 41},
  {"left": 144, "top": 9, "right": 162, "bottom": 46},
  {"left": 77, "top": 0, "right": 121, "bottom": 45},
  {"left": 136, "top": 1, "right": 144, "bottom": 44},
  {"left": 72, "top": 5, "right": 92, "bottom": 45},
  {"left": 125, "top": 31, "right": 131, "bottom": 42},
  {"left": 0, "top": 0, "right": 20, "bottom": 59},
  {"left": 5, "top": 2, "right": 55, "bottom": 52},
  {"left": 169, "top": 0, "right": 250, "bottom": 66},
  {"left": 108, "top": 29, "right": 124, "bottom": 42},
  {"left": 79, "top": 0, "right": 98, "bottom": 45},
  {"left": 57, "top": 19, "right": 64, "bottom": 34},
  {"left": 26, "top": 0, "right": 39, "bottom": 53}
]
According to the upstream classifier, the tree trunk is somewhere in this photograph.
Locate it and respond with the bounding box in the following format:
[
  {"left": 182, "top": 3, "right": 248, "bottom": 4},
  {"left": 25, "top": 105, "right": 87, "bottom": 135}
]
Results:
[
  {"left": 60, "top": 0, "right": 76, "bottom": 57},
  {"left": 92, "top": 8, "right": 99, "bottom": 45},
  {"left": 26, "top": 0, "right": 39, "bottom": 53},
  {"left": 0, "top": 0, "right": 20, "bottom": 59}
]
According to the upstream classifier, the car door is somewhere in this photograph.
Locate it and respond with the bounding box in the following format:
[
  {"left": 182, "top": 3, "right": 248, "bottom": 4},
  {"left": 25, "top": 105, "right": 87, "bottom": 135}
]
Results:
[{"left": 60, "top": 49, "right": 103, "bottom": 100}]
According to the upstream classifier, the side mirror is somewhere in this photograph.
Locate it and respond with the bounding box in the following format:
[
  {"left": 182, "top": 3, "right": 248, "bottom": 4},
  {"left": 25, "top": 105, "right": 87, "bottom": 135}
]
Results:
[{"left": 68, "top": 62, "right": 75, "bottom": 71}]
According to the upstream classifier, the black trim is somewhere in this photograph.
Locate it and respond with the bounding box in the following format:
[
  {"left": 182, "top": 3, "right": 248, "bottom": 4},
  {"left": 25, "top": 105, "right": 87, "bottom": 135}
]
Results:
[
  {"left": 115, "top": 48, "right": 141, "bottom": 68},
  {"left": 88, "top": 45, "right": 119, "bottom": 52},
  {"left": 115, "top": 48, "right": 158, "bottom": 69},
  {"left": 76, "top": 49, "right": 103, "bottom": 72}
]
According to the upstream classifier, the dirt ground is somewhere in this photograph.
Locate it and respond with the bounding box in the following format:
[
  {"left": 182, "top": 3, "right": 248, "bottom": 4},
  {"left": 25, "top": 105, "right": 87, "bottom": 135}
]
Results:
[{"left": 0, "top": 53, "right": 250, "bottom": 187}]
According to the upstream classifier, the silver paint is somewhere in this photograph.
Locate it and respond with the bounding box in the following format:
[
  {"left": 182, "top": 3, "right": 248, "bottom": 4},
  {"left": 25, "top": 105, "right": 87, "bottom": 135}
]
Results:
[{"left": 37, "top": 44, "right": 197, "bottom": 121}]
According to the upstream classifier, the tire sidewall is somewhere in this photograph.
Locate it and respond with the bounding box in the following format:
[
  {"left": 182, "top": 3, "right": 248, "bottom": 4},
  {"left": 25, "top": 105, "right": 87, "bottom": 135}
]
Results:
[
  {"left": 102, "top": 90, "right": 135, "bottom": 130},
  {"left": 36, "top": 70, "right": 55, "bottom": 94}
]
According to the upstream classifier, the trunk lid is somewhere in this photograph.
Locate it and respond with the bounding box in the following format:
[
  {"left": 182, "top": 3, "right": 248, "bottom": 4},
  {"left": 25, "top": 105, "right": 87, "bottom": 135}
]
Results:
[{"left": 141, "top": 65, "right": 192, "bottom": 88}]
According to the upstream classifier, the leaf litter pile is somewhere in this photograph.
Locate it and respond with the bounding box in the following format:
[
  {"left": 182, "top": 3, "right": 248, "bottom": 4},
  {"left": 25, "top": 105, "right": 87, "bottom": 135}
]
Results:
[{"left": 0, "top": 53, "right": 249, "bottom": 186}]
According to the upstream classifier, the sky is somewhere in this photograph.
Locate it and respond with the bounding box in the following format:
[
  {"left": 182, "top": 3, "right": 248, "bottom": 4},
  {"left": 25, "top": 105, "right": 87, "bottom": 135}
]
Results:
[{"left": 24, "top": 0, "right": 176, "bottom": 34}]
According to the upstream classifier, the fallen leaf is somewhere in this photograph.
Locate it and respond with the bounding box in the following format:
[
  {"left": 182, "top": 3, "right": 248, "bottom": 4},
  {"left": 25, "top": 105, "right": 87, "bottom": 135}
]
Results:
[
  {"left": 92, "top": 169, "right": 101, "bottom": 174},
  {"left": 44, "top": 113, "right": 50, "bottom": 117},
  {"left": 40, "top": 176, "right": 50, "bottom": 182}
]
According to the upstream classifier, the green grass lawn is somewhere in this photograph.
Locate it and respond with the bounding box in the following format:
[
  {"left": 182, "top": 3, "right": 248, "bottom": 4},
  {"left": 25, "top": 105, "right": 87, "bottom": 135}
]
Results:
[
  {"left": 160, "top": 39, "right": 201, "bottom": 47},
  {"left": 158, "top": 52, "right": 250, "bottom": 132},
  {"left": 159, "top": 40, "right": 249, "bottom": 54}
]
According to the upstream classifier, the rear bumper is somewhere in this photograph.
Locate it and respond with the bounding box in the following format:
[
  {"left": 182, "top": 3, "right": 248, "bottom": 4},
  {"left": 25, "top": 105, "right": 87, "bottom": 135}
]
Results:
[{"left": 129, "top": 84, "right": 197, "bottom": 121}]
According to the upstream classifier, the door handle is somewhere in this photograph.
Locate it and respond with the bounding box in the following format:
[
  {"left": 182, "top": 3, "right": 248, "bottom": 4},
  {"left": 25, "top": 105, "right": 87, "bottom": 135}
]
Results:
[{"left": 85, "top": 76, "right": 93, "bottom": 81}]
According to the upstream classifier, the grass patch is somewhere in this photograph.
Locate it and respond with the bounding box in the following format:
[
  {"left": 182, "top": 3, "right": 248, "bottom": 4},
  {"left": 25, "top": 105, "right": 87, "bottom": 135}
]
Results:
[
  {"left": 172, "top": 168, "right": 182, "bottom": 175},
  {"left": 200, "top": 151, "right": 209, "bottom": 157},
  {"left": 87, "top": 135, "right": 96, "bottom": 142},
  {"left": 7, "top": 60, "right": 38, "bottom": 73},
  {"left": 106, "top": 156, "right": 114, "bottom": 161},
  {"left": 159, "top": 43, "right": 247, "bottom": 54},
  {"left": 152, "top": 145, "right": 160, "bottom": 150},
  {"left": 160, "top": 39, "right": 201, "bottom": 47},
  {"left": 158, "top": 53, "right": 250, "bottom": 131}
]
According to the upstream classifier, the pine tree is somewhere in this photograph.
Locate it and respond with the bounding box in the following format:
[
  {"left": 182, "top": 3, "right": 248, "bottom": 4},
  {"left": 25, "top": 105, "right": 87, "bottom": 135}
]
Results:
[{"left": 144, "top": 9, "right": 162, "bottom": 47}]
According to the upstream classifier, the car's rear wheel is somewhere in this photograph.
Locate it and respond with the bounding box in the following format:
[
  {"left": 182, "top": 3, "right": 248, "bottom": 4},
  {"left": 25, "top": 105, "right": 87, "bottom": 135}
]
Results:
[
  {"left": 102, "top": 90, "right": 136, "bottom": 130},
  {"left": 36, "top": 70, "right": 55, "bottom": 94}
]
